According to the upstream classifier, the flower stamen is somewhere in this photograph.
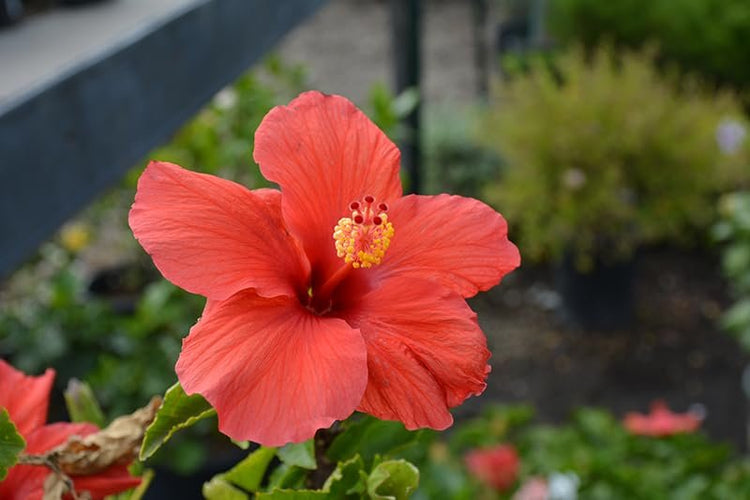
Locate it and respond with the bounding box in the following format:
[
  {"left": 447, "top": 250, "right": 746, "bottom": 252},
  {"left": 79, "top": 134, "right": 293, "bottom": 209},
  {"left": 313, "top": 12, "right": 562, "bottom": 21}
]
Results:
[{"left": 333, "top": 195, "right": 394, "bottom": 268}]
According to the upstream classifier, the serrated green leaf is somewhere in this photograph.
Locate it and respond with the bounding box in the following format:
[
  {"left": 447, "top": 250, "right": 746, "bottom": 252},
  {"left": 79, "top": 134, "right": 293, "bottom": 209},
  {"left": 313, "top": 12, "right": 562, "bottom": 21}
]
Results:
[
  {"left": 278, "top": 439, "right": 316, "bottom": 470},
  {"left": 139, "top": 382, "right": 215, "bottom": 460},
  {"left": 323, "top": 454, "right": 367, "bottom": 497},
  {"left": 203, "top": 476, "right": 248, "bottom": 500},
  {"left": 367, "top": 459, "right": 419, "bottom": 500},
  {"left": 64, "top": 378, "right": 106, "bottom": 428},
  {"left": 256, "top": 489, "right": 330, "bottom": 499},
  {"left": 0, "top": 408, "right": 26, "bottom": 481},
  {"left": 222, "top": 446, "right": 277, "bottom": 492}
]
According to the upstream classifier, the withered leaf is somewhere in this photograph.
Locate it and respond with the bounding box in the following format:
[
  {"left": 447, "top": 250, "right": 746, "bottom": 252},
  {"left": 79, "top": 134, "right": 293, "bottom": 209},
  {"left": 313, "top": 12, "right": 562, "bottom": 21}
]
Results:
[{"left": 52, "top": 396, "right": 161, "bottom": 476}]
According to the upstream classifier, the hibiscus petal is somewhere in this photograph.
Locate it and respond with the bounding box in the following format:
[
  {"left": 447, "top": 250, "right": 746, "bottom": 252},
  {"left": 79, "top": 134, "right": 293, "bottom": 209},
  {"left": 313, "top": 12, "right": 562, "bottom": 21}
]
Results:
[
  {"left": 129, "top": 161, "right": 310, "bottom": 301},
  {"left": 0, "top": 423, "right": 140, "bottom": 500},
  {"left": 377, "top": 194, "right": 521, "bottom": 298},
  {"left": 23, "top": 421, "right": 97, "bottom": 454},
  {"left": 254, "top": 91, "right": 403, "bottom": 280},
  {"left": 341, "top": 277, "right": 491, "bottom": 430},
  {"left": 175, "top": 291, "right": 368, "bottom": 446},
  {"left": 0, "top": 360, "right": 54, "bottom": 436},
  {"left": 72, "top": 465, "right": 142, "bottom": 499},
  {"left": 0, "top": 462, "right": 46, "bottom": 500}
]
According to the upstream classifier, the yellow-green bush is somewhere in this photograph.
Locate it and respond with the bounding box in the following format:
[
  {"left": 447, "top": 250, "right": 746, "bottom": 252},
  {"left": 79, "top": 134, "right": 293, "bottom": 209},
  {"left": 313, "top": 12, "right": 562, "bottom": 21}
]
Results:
[{"left": 481, "top": 45, "right": 749, "bottom": 270}]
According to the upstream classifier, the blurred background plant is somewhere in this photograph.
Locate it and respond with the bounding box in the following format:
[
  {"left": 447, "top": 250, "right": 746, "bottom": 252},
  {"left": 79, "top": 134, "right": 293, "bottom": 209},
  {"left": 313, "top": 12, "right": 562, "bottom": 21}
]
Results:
[
  {"left": 167, "top": 403, "right": 750, "bottom": 499},
  {"left": 415, "top": 405, "right": 750, "bottom": 499},
  {"left": 422, "top": 105, "right": 504, "bottom": 198},
  {"left": 548, "top": 0, "right": 750, "bottom": 92},
  {"left": 714, "top": 191, "right": 750, "bottom": 351},
  {"left": 480, "top": 44, "right": 749, "bottom": 271}
]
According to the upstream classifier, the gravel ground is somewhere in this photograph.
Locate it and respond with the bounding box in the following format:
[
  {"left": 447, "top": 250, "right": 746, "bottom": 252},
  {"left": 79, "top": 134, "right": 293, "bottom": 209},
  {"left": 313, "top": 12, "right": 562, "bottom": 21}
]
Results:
[{"left": 276, "top": 0, "right": 482, "bottom": 106}]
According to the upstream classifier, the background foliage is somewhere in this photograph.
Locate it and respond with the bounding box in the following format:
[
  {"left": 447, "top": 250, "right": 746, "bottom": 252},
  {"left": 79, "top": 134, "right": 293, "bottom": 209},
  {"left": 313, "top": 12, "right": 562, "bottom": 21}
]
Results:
[{"left": 481, "top": 44, "right": 748, "bottom": 269}]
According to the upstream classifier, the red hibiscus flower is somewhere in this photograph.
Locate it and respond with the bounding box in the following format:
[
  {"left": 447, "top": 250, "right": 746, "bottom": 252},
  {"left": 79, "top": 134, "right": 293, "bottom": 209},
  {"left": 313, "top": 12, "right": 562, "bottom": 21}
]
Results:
[
  {"left": 0, "top": 360, "right": 141, "bottom": 500},
  {"left": 623, "top": 400, "right": 702, "bottom": 437},
  {"left": 129, "top": 91, "right": 520, "bottom": 446},
  {"left": 465, "top": 444, "right": 520, "bottom": 492}
]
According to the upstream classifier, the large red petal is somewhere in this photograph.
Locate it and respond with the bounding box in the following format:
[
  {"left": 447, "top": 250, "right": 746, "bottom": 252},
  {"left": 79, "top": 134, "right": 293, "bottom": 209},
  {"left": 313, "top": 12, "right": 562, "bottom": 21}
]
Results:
[
  {"left": 175, "top": 291, "right": 368, "bottom": 446},
  {"left": 129, "top": 161, "right": 310, "bottom": 301},
  {"left": 0, "top": 423, "right": 139, "bottom": 500},
  {"left": 0, "top": 360, "right": 54, "bottom": 437},
  {"left": 376, "top": 194, "right": 521, "bottom": 298},
  {"left": 340, "top": 277, "right": 491, "bottom": 430},
  {"left": 254, "top": 91, "right": 403, "bottom": 281}
]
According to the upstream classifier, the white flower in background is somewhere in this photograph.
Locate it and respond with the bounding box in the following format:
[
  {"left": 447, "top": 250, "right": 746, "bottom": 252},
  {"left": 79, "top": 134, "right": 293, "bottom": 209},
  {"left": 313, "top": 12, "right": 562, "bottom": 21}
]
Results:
[
  {"left": 547, "top": 471, "right": 580, "bottom": 500},
  {"left": 715, "top": 118, "right": 747, "bottom": 155},
  {"left": 214, "top": 87, "right": 238, "bottom": 110},
  {"left": 562, "top": 168, "right": 587, "bottom": 190}
]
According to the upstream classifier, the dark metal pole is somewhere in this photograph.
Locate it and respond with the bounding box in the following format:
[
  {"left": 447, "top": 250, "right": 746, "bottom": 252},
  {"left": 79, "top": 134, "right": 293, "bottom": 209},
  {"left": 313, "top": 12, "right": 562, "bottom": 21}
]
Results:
[
  {"left": 390, "top": 0, "right": 422, "bottom": 194},
  {"left": 472, "top": 0, "right": 489, "bottom": 98}
]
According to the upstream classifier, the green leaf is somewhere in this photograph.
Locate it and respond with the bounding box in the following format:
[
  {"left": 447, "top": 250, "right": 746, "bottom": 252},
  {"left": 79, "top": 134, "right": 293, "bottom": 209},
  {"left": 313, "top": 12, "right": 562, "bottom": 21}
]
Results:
[
  {"left": 256, "top": 490, "right": 330, "bottom": 499},
  {"left": 202, "top": 476, "right": 248, "bottom": 500},
  {"left": 367, "top": 460, "right": 420, "bottom": 500},
  {"left": 139, "top": 382, "right": 215, "bottom": 460},
  {"left": 64, "top": 378, "right": 106, "bottom": 428},
  {"left": 323, "top": 454, "right": 367, "bottom": 497},
  {"left": 278, "top": 439, "right": 316, "bottom": 470},
  {"left": 267, "top": 463, "right": 308, "bottom": 490},
  {"left": 327, "top": 415, "right": 416, "bottom": 464},
  {"left": 232, "top": 439, "right": 250, "bottom": 450},
  {"left": 123, "top": 469, "right": 154, "bottom": 500},
  {"left": 223, "top": 446, "right": 278, "bottom": 492},
  {"left": 0, "top": 408, "right": 26, "bottom": 481}
]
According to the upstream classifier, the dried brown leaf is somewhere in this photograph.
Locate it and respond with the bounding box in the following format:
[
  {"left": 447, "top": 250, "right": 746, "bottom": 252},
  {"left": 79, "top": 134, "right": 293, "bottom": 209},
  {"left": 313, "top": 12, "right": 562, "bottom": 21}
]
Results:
[{"left": 53, "top": 396, "right": 161, "bottom": 476}]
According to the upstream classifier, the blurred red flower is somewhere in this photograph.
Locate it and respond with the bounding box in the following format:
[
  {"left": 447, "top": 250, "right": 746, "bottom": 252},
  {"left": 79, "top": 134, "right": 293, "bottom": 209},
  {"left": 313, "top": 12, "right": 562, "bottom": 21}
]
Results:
[
  {"left": 0, "top": 360, "right": 141, "bottom": 500},
  {"left": 623, "top": 400, "right": 702, "bottom": 437},
  {"left": 465, "top": 444, "right": 520, "bottom": 492},
  {"left": 129, "top": 91, "right": 520, "bottom": 446}
]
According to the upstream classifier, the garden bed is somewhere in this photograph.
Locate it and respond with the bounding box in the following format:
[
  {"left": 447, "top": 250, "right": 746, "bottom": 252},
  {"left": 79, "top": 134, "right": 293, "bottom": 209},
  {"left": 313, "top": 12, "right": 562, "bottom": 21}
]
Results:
[{"left": 469, "top": 245, "right": 748, "bottom": 450}]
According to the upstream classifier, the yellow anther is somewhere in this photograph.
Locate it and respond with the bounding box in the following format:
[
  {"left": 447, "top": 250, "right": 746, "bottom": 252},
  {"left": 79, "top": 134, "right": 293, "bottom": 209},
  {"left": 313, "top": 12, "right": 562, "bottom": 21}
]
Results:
[{"left": 333, "top": 196, "right": 394, "bottom": 268}]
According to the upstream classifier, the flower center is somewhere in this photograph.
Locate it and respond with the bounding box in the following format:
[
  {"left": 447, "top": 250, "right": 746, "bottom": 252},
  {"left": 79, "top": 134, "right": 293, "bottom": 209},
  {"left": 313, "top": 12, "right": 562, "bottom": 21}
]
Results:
[{"left": 333, "top": 195, "right": 394, "bottom": 268}]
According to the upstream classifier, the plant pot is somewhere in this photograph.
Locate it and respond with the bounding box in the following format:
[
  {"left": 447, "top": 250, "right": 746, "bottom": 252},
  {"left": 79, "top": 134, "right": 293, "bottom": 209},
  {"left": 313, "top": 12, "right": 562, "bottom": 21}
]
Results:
[{"left": 555, "top": 253, "right": 636, "bottom": 332}]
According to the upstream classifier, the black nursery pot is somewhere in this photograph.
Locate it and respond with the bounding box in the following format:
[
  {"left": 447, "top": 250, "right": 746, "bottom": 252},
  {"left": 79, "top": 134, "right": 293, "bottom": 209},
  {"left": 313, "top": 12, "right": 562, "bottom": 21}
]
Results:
[{"left": 555, "top": 253, "right": 636, "bottom": 332}]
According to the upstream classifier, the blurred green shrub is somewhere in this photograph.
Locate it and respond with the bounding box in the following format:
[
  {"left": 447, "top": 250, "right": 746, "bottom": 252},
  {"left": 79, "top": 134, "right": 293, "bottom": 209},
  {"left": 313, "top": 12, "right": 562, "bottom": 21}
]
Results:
[
  {"left": 423, "top": 105, "right": 503, "bottom": 198},
  {"left": 480, "top": 45, "right": 749, "bottom": 270},
  {"left": 714, "top": 191, "right": 750, "bottom": 350},
  {"left": 549, "top": 0, "right": 750, "bottom": 90},
  {"left": 416, "top": 405, "right": 750, "bottom": 499},
  {"left": 366, "top": 81, "right": 419, "bottom": 142}
]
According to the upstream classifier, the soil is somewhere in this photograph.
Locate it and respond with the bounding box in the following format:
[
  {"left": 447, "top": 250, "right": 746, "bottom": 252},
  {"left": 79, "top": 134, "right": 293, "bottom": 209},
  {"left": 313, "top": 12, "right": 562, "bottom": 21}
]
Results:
[{"left": 466, "top": 247, "right": 748, "bottom": 451}]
